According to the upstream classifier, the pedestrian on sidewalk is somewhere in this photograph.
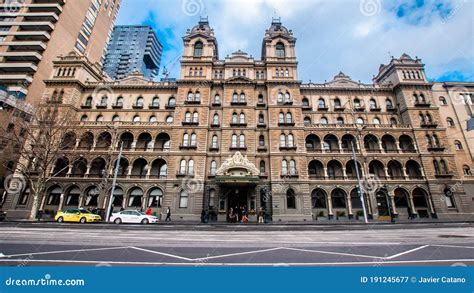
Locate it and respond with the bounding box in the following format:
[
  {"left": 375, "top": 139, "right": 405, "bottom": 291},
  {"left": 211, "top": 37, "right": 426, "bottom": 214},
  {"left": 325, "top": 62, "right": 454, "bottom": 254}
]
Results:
[
  {"left": 258, "top": 208, "right": 265, "bottom": 224},
  {"left": 146, "top": 207, "right": 152, "bottom": 215},
  {"left": 165, "top": 206, "right": 172, "bottom": 222}
]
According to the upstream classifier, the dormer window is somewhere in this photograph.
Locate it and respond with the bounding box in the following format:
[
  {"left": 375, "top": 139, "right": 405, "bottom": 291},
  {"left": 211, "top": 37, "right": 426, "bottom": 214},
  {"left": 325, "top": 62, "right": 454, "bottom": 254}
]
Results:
[
  {"left": 276, "top": 42, "right": 285, "bottom": 58},
  {"left": 193, "top": 41, "right": 203, "bottom": 57}
]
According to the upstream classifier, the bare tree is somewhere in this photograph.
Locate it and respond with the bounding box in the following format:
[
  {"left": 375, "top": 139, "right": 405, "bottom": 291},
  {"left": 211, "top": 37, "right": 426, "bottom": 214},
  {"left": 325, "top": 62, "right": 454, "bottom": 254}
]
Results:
[{"left": 1, "top": 96, "right": 77, "bottom": 220}]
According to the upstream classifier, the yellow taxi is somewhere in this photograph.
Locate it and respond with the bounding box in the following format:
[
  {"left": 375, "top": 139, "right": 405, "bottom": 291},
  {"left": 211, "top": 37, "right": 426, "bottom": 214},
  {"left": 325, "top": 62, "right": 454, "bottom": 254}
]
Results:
[{"left": 55, "top": 208, "right": 102, "bottom": 223}]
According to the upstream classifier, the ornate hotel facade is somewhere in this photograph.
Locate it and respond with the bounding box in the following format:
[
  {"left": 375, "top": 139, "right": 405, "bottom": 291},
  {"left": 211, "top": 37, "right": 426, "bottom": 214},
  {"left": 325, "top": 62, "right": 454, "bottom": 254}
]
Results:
[{"left": 4, "top": 19, "right": 474, "bottom": 221}]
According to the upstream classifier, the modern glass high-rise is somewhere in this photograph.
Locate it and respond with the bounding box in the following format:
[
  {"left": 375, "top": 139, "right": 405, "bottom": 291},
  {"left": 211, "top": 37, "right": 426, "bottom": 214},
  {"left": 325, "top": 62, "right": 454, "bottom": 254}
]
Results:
[{"left": 103, "top": 25, "right": 162, "bottom": 80}]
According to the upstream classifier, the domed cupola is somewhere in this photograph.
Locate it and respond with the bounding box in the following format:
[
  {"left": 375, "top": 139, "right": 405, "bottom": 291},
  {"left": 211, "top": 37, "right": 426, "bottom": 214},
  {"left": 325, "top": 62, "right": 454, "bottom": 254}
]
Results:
[{"left": 261, "top": 18, "right": 296, "bottom": 62}]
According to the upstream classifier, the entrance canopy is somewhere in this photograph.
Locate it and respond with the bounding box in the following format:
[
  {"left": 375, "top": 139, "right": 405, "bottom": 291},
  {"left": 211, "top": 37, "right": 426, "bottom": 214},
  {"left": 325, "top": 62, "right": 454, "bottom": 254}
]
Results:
[{"left": 215, "top": 152, "right": 260, "bottom": 186}]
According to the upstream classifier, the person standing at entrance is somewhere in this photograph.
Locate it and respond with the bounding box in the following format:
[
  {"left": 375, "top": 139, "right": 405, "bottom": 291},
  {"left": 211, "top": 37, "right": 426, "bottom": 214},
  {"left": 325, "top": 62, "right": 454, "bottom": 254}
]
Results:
[
  {"left": 165, "top": 206, "right": 171, "bottom": 222},
  {"left": 258, "top": 208, "right": 265, "bottom": 224}
]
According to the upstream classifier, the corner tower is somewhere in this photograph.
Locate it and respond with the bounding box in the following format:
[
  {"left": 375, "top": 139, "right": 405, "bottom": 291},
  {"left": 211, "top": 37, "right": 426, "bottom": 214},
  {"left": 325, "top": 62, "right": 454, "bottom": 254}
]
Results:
[{"left": 261, "top": 18, "right": 298, "bottom": 81}]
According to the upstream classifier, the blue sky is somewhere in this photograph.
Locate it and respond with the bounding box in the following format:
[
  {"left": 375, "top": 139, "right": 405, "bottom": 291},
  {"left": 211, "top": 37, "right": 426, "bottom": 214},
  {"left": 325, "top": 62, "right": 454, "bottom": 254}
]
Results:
[{"left": 116, "top": 0, "right": 473, "bottom": 83}]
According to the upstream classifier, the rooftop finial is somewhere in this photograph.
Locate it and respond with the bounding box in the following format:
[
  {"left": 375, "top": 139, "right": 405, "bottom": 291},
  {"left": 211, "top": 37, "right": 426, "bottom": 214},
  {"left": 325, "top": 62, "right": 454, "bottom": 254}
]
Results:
[
  {"left": 272, "top": 16, "right": 281, "bottom": 25},
  {"left": 199, "top": 16, "right": 209, "bottom": 24}
]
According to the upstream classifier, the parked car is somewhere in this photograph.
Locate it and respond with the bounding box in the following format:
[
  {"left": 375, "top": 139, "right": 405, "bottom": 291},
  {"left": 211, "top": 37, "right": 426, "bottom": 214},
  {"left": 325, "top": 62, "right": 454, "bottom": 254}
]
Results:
[
  {"left": 55, "top": 209, "right": 102, "bottom": 223},
  {"left": 110, "top": 210, "right": 158, "bottom": 224},
  {"left": 0, "top": 211, "right": 6, "bottom": 221}
]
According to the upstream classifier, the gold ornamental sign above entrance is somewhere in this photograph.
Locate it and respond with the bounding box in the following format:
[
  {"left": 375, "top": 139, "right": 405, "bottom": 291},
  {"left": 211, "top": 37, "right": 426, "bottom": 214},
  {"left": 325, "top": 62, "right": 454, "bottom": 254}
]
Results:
[{"left": 216, "top": 152, "right": 260, "bottom": 177}]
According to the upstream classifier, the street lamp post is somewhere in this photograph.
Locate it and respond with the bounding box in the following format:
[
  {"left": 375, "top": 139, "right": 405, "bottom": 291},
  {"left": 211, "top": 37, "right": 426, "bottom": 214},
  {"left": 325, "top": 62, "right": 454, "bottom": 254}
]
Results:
[
  {"left": 351, "top": 140, "right": 368, "bottom": 224},
  {"left": 105, "top": 140, "right": 123, "bottom": 223}
]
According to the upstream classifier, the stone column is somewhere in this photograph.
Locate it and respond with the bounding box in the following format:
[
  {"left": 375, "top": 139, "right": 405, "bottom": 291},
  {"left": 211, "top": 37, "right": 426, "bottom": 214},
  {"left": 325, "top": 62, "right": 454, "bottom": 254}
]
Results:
[
  {"left": 389, "top": 191, "right": 397, "bottom": 215},
  {"left": 346, "top": 192, "right": 353, "bottom": 218},
  {"left": 342, "top": 167, "right": 348, "bottom": 179},
  {"left": 327, "top": 195, "right": 333, "bottom": 219},
  {"left": 323, "top": 167, "right": 328, "bottom": 179},
  {"left": 408, "top": 195, "right": 417, "bottom": 218}
]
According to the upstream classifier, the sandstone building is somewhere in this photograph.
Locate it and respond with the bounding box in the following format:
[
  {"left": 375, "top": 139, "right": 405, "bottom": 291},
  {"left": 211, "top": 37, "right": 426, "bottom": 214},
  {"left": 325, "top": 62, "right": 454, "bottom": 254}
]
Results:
[{"left": 4, "top": 18, "right": 473, "bottom": 221}]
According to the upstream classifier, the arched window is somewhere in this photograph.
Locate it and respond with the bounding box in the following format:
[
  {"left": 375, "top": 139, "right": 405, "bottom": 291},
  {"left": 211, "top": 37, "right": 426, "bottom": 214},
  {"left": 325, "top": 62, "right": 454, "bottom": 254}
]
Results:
[
  {"left": 288, "top": 134, "right": 294, "bottom": 147},
  {"left": 232, "top": 93, "right": 238, "bottom": 103},
  {"left": 179, "top": 190, "right": 188, "bottom": 208},
  {"left": 259, "top": 135, "right": 265, "bottom": 147},
  {"left": 284, "top": 92, "right": 291, "bottom": 103},
  {"left": 240, "top": 93, "right": 246, "bottom": 102},
  {"left": 277, "top": 92, "right": 284, "bottom": 103},
  {"left": 239, "top": 134, "right": 245, "bottom": 147},
  {"left": 304, "top": 117, "right": 311, "bottom": 125},
  {"left": 320, "top": 117, "right": 328, "bottom": 125},
  {"left": 193, "top": 112, "right": 199, "bottom": 123},
  {"left": 213, "top": 114, "right": 219, "bottom": 125},
  {"left": 183, "top": 133, "right": 189, "bottom": 146},
  {"left": 446, "top": 118, "right": 454, "bottom": 127},
  {"left": 280, "top": 134, "right": 286, "bottom": 147},
  {"left": 454, "top": 140, "right": 463, "bottom": 150},
  {"left": 168, "top": 97, "right": 176, "bottom": 107},
  {"left": 463, "top": 165, "right": 472, "bottom": 176},
  {"left": 112, "top": 115, "right": 120, "bottom": 122},
  {"left": 258, "top": 113, "right": 265, "bottom": 124},
  {"left": 302, "top": 97, "right": 309, "bottom": 107},
  {"left": 444, "top": 188, "right": 455, "bottom": 208},
  {"left": 386, "top": 99, "right": 393, "bottom": 108},
  {"left": 433, "top": 160, "right": 440, "bottom": 174},
  {"left": 188, "top": 159, "right": 195, "bottom": 175},
  {"left": 334, "top": 98, "right": 341, "bottom": 107},
  {"left": 136, "top": 97, "right": 144, "bottom": 107},
  {"left": 373, "top": 118, "right": 381, "bottom": 125},
  {"left": 231, "top": 134, "right": 237, "bottom": 148},
  {"left": 390, "top": 117, "right": 397, "bottom": 125},
  {"left": 193, "top": 41, "right": 203, "bottom": 57},
  {"left": 440, "top": 159, "right": 448, "bottom": 173},
  {"left": 369, "top": 99, "right": 377, "bottom": 109},
  {"left": 276, "top": 42, "right": 285, "bottom": 58},
  {"left": 287, "top": 189, "right": 296, "bottom": 209},
  {"left": 286, "top": 112, "right": 292, "bottom": 123},
  {"left": 354, "top": 98, "right": 361, "bottom": 107},
  {"left": 356, "top": 117, "right": 364, "bottom": 124},
  {"left": 210, "top": 161, "right": 217, "bottom": 176},
  {"left": 96, "top": 115, "right": 104, "bottom": 122},
  {"left": 289, "top": 160, "right": 297, "bottom": 175},
  {"left": 281, "top": 160, "right": 288, "bottom": 175},
  {"left": 232, "top": 112, "right": 238, "bottom": 124},
  {"left": 214, "top": 94, "right": 220, "bottom": 104},
  {"left": 279, "top": 112, "right": 285, "bottom": 123},
  {"left": 260, "top": 160, "right": 266, "bottom": 174},
  {"left": 166, "top": 115, "right": 173, "bottom": 123},
  {"left": 80, "top": 115, "right": 88, "bottom": 122},
  {"left": 195, "top": 91, "right": 201, "bottom": 102},
  {"left": 190, "top": 133, "right": 197, "bottom": 146},
  {"left": 152, "top": 96, "right": 159, "bottom": 107},
  {"left": 185, "top": 112, "right": 191, "bottom": 122},
  {"left": 85, "top": 96, "right": 93, "bottom": 106},
  {"left": 187, "top": 91, "right": 193, "bottom": 101},
  {"left": 439, "top": 96, "right": 447, "bottom": 105},
  {"left": 240, "top": 113, "right": 245, "bottom": 124},
  {"left": 100, "top": 96, "right": 107, "bottom": 106},
  {"left": 212, "top": 135, "right": 218, "bottom": 148},
  {"left": 318, "top": 98, "right": 326, "bottom": 108},
  {"left": 336, "top": 117, "right": 344, "bottom": 125},
  {"left": 179, "top": 160, "right": 186, "bottom": 174},
  {"left": 149, "top": 115, "right": 157, "bottom": 123}
]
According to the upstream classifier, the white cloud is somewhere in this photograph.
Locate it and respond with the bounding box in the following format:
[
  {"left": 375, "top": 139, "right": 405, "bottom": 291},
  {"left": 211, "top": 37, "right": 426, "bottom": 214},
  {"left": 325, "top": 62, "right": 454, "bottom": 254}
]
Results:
[{"left": 116, "top": 0, "right": 473, "bottom": 82}]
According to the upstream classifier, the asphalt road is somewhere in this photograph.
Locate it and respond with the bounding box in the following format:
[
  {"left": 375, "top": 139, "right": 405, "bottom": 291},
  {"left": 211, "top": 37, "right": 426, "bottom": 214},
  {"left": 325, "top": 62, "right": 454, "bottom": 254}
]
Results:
[{"left": 0, "top": 222, "right": 473, "bottom": 266}]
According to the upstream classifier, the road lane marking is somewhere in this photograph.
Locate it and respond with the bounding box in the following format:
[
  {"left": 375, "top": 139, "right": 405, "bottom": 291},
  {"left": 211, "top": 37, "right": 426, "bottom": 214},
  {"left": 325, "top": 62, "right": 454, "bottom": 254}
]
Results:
[
  {"left": 385, "top": 245, "right": 429, "bottom": 260},
  {"left": 283, "top": 247, "right": 382, "bottom": 259},
  {"left": 193, "top": 247, "right": 285, "bottom": 261},
  {"left": 129, "top": 246, "right": 193, "bottom": 261},
  {"left": 0, "top": 246, "right": 129, "bottom": 258}
]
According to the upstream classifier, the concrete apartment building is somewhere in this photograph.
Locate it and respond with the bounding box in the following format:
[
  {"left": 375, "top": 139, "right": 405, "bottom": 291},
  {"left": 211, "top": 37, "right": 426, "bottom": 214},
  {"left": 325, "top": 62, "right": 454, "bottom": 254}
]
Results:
[
  {"left": 0, "top": 0, "right": 121, "bottom": 198},
  {"left": 103, "top": 25, "right": 162, "bottom": 80}
]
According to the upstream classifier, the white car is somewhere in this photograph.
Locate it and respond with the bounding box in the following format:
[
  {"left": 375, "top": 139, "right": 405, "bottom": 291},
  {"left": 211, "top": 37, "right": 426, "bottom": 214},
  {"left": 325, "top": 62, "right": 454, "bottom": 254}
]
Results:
[{"left": 110, "top": 210, "right": 158, "bottom": 224}]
